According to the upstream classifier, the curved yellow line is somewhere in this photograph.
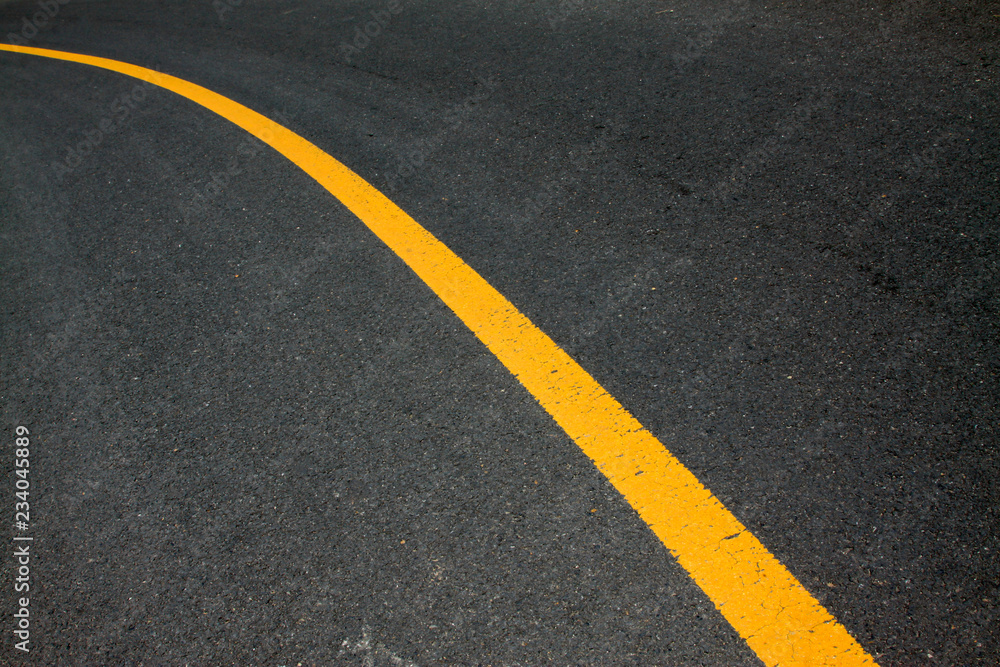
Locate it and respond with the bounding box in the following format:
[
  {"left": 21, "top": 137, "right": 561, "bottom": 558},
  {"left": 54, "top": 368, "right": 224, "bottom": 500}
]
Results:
[{"left": 0, "top": 43, "right": 878, "bottom": 667}]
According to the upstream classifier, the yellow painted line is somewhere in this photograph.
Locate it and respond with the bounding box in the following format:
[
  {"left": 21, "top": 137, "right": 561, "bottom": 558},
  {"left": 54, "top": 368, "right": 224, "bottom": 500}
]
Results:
[{"left": 1, "top": 44, "right": 878, "bottom": 666}]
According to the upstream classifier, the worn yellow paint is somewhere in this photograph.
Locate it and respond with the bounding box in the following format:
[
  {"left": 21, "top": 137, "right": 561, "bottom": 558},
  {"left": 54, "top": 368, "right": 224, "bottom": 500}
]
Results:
[{"left": 1, "top": 44, "right": 878, "bottom": 666}]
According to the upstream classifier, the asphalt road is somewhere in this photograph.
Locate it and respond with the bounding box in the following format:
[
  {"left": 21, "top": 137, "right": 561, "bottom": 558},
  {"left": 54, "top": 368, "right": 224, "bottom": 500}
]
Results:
[{"left": 1, "top": 0, "right": 998, "bottom": 665}]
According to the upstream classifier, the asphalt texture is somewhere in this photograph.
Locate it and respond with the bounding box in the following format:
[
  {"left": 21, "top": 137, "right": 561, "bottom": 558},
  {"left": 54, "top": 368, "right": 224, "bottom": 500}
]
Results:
[{"left": 1, "top": 0, "right": 998, "bottom": 665}]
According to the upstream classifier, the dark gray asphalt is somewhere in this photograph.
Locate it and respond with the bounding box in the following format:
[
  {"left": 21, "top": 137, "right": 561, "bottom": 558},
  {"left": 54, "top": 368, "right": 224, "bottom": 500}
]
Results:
[{"left": 1, "top": 0, "right": 998, "bottom": 665}]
